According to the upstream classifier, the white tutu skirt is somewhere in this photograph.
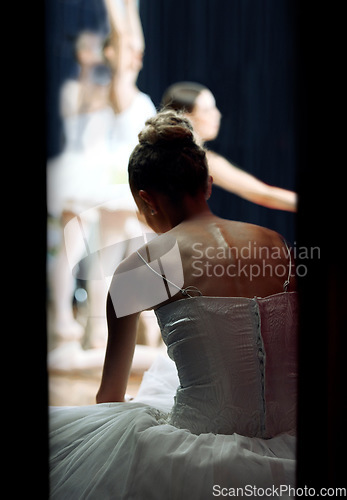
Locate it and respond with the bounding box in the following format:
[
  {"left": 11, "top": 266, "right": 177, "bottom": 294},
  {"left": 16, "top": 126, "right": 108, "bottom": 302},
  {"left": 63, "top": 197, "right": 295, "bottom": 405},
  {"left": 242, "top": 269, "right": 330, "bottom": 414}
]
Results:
[
  {"left": 49, "top": 356, "right": 296, "bottom": 499},
  {"left": 47, "top": 149, "right": 137, "bottom": 218}
]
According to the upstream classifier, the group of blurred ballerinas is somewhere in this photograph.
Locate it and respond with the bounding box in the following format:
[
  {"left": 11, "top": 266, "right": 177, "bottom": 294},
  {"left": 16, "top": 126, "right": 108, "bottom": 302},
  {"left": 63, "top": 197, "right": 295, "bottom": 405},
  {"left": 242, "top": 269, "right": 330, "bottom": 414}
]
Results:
[
  {"left": 47, "top": 0, "right": 159, "bottom": 373},
  {"left": 47, "top": 0, "right": 297, "bottom": 375}
]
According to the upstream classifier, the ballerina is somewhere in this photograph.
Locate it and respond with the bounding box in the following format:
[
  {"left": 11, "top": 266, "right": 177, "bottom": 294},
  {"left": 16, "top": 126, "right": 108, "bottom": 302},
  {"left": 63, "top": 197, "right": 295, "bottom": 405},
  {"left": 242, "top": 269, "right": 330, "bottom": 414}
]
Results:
[
  {"left": 47, "top": 0, "right": 157, "bottom": 373},
  {"left": 50, "top": 109, "right": 298, "bottom": 499},
  {"left": 162, "top": 81, "right": 297, "bottom": 212}
]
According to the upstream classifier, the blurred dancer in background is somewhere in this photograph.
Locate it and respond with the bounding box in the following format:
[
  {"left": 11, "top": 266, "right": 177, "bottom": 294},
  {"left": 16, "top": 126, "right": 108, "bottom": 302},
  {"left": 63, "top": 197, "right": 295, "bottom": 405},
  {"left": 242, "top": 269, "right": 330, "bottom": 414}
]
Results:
[
  {"left": 48, "top": 30, "right": 111, "bottom": 343},
  {"left": 162, "top": 81, "right": 297, "bottom": 212},
  {"left": 47, "top": 0, "right": 159, "bottom": 374}
]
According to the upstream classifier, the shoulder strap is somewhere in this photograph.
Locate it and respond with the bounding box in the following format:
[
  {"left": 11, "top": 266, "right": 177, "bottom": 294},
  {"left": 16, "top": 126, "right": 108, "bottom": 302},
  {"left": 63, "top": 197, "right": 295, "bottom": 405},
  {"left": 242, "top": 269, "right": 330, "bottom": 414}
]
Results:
[{"left": 136, "top": 250, "right": 202, "bottom": 298}]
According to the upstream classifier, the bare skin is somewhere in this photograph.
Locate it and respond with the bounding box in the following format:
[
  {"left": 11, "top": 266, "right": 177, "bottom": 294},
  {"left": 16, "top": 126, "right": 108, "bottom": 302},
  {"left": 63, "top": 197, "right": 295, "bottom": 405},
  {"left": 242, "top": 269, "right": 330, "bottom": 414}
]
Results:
[
  {"left": 60, "top": 32, "right": 109, "bottom": 118},
  {"left": 103, "top": 0, "right": 145, "bottom": 113},
  {"left": 188, "top": 89, "right": 297, "bottom": 212},
  {"left": 96, "top": 181, "right": 296, "bottom": 403}
]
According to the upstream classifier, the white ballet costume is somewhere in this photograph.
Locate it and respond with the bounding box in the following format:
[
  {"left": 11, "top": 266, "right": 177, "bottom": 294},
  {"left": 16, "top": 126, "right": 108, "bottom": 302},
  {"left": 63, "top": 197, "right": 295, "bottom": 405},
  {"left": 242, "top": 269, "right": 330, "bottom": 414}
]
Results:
[
  {"left": 47, "top": 91, "right": 156, "bottom": 217},
  {"left": 47, "top": 90, "right": 157, "bottom": 353},
  {"left": 49, "top": 259, "right": 298, "bottom": 499}
]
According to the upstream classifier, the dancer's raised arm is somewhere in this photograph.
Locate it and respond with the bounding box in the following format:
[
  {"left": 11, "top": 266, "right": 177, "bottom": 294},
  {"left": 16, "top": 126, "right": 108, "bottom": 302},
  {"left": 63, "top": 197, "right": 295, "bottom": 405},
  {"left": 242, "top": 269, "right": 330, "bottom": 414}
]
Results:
[{"left": 103, "top": 0, "right": 144, "bottom": 113}]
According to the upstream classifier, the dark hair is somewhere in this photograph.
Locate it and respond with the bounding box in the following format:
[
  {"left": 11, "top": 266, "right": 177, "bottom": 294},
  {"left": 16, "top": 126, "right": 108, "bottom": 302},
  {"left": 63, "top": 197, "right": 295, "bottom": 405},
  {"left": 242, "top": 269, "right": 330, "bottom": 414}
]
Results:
[
  {"left": 161, "top": 82, "right": 208, "bottom": 113},
  {"left": 73, "top": 31, "right": 102, "bottom": 61},
  {"left": 128, "top": 109, "right": 209, "bottom": 202}
]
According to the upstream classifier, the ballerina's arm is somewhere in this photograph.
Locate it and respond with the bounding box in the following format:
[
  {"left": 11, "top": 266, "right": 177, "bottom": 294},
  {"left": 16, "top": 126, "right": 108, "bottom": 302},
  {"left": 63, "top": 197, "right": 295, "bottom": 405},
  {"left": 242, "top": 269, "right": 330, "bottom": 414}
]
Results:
[
  {"left": 207, "top": 150, "right": 297, "bottom": 212},
  {"left": 123, "top": 0, "right": 145, "bottom": 54},
  {"left": 103, "top": 0, "right": 144, "bottom": 113},
  {"left": 96, "top": 292, "right": 140, "bottom": 403}
]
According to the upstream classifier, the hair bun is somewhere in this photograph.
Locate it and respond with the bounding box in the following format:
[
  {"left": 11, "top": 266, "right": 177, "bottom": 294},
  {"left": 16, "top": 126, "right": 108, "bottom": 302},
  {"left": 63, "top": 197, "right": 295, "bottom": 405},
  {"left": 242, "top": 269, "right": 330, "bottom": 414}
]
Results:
[
  {"left": 138, "top": 110, "right": 194, "bottom": 147},
  {"left": 129, "top": 108, "right": 208, "bottom": 203}
]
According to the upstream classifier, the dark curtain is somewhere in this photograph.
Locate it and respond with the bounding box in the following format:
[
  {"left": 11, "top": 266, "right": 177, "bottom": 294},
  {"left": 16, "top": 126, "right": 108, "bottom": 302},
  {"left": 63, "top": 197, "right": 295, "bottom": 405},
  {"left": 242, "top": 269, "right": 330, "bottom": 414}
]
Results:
[
  {"left": 138, "top": 0, "right": 297, "bottom": 244},
  {"left": 46, "top": 0, "right": 297, "bottom": 243}
]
